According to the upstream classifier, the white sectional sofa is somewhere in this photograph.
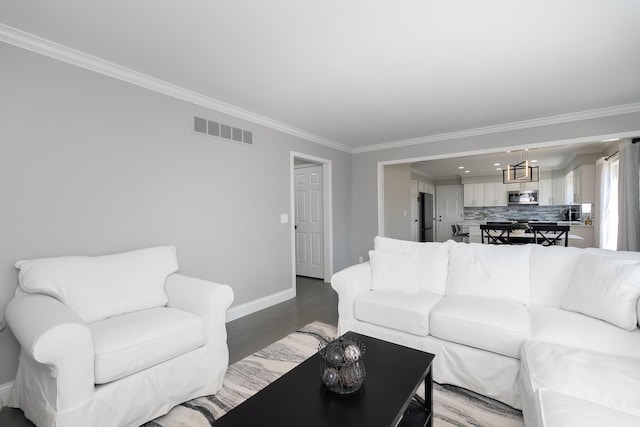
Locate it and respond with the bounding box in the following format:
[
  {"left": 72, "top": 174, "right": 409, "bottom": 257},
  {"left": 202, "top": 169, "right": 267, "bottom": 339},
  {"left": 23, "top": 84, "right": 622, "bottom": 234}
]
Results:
[{"left": 332, "top": 237, "right": 640, "bottom": 426}]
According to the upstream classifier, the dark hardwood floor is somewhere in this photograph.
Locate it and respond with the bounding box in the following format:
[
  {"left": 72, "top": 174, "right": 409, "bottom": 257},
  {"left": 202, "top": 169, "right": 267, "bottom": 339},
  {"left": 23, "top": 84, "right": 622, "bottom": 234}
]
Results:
[{"left": 0, "top": 276, "right": 338, "bottom": 426}]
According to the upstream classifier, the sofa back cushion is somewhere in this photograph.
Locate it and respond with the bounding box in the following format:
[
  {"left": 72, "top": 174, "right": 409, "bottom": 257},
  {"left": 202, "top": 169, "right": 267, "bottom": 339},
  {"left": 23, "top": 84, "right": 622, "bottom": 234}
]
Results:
[
  {"left": 16, "top": 246, "right": 179, "bottom": 323},
  {"left": 446, "top": 242, "right": 531, "bottom": 304},
  {"left": 561, "top": 252, "right": 640, "bottom": 331},
  {"left": 529, "top": 245, "right": 583, "bottom": 307},
  {"left": 374, "top": 236, "right": 423, "bottom": 256},
  {"left": 369, "top": 250, "right": 420, "bottom": 293},
  {"left": 585, "top": 248, "right": 640, "bottom": 328},
  {"left": 372, "top": 236, "right": 450, "bottom": 294}
]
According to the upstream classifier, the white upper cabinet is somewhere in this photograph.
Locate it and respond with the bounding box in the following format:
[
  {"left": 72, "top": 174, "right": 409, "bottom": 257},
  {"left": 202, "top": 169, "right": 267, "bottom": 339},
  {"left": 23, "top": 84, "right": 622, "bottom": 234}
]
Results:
[
  {"left": 507, "top": 181, "right": 539, "bottom": 191},
  {"left": 538, "top": 178, "right": 553, "bottom": 206},
  {"left": 463, "top": 183, "right": 485, "bottom": 207},
  {"left": 464, "top": 183, "right": 506, "bottom": 207},
  {"left": 552, "top": 176, "right": 566, "bottom": 205},
  {"left": 484, "top": 182, "right": 508, "bottom": 206}
]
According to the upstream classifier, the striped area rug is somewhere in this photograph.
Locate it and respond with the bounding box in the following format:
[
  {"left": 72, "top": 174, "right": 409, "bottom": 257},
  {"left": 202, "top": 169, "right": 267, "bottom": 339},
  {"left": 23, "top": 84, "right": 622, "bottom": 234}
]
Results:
[{"left": 145, "top": 322, "right": 524, "bottom": 427}]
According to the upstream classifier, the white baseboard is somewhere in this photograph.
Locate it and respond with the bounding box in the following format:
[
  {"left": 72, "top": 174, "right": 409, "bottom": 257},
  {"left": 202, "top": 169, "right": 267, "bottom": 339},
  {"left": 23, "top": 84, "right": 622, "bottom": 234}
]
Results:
[
  {"left": 0, "top": 381, "right": 12, "bottom": 408},
  {"left": 226, "top": 287, "right": 296, "bottom": 322}
]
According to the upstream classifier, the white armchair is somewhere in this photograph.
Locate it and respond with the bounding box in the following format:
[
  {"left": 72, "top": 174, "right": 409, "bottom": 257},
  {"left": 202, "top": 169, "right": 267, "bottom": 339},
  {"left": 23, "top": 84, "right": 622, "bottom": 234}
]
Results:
[{"left": 5, "top": 246, "right": 234, "bottom": 427}]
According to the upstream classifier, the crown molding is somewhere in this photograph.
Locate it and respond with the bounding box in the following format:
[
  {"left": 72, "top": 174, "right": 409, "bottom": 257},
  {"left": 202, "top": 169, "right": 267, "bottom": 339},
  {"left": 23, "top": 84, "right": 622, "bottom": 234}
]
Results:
[
  {"left": 0, "top": 24, "right": 353, "bottom": 154},
  {"left": 354, "top": 102, "right": 640, "bottom": 154}
]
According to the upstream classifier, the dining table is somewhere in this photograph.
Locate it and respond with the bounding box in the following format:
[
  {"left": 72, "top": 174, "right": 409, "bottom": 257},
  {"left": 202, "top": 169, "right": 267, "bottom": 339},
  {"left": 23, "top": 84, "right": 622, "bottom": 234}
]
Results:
[{"left": 479, "top": 224, "right": 583, "bottom": 246}]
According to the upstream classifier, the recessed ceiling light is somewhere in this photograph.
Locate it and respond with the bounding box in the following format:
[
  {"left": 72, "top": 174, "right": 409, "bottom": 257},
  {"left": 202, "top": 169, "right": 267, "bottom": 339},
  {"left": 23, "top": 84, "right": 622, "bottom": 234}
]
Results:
[
  {"left": 464, "top": 170, "right": 470, "bottom": 173},
  {"left": 496, "top": 167, "right": 502, "bottom": 171},
  {"left": 602, "top": 138, "right": 620, "bottom": 142},
  {"left": 493, "top": 163, "right": 500, "bottom": 166},
  {"left": 458, "top": 166, "right": 464, "bottom": 169},
  {"left": 531, "top": 159, "right": 538, "bottom": 163}
]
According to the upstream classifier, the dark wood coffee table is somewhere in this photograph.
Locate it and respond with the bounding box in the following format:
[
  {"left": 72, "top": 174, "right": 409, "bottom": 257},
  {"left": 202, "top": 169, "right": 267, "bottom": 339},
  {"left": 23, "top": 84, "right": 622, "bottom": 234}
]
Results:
[{"left": 214, "top": 331, "right": 434, "bottom": 426}]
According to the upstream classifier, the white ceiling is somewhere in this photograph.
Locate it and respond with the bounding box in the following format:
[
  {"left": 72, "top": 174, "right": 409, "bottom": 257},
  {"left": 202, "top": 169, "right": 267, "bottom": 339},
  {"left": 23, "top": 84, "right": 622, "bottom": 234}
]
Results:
[{"left": 1, "top": 1, "right": 640, "bottom": 151}]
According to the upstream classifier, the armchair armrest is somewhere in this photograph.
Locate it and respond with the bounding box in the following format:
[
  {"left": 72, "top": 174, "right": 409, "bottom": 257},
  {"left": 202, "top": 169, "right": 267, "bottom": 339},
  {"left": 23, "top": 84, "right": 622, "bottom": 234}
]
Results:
[
  {"left": 5, "top": 293, "right": 94, "bottom": 411},
  {"left": 165, "top": 273, "right": 234, "bottom": 394},
  {"left": 165, "top": 273, "right": 234, "bottom": 343},
  {"left": 331, "top": 262, "right": 372, "bottom": 333}
]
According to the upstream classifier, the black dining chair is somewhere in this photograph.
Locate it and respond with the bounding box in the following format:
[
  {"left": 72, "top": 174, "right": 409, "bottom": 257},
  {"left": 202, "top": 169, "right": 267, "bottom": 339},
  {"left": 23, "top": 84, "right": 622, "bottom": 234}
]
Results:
[
  {"left": 529, "top": 224, "right": 570, "bottom": 246},
  {"left": 480, "top": 224, "right": 512, "bottom": 245}
]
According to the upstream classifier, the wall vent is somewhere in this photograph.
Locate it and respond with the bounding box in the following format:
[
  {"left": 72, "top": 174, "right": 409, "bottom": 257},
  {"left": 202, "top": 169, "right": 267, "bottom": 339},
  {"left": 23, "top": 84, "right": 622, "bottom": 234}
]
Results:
[{"left": 193, "top": 116, "right": 253, "bottom": 145}]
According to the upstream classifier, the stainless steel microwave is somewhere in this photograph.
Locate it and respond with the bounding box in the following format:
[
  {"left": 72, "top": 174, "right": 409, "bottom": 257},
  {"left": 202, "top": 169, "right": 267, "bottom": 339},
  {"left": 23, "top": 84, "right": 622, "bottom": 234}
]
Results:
[{"left": 508, "top": 190, "right": 538, "bottom": 205}]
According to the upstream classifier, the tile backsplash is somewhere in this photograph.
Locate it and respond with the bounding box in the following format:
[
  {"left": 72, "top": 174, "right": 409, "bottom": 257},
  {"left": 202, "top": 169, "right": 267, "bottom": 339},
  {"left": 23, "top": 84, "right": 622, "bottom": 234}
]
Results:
[{"left": 464, "top": 205, "right": 586, "bottom": 222}]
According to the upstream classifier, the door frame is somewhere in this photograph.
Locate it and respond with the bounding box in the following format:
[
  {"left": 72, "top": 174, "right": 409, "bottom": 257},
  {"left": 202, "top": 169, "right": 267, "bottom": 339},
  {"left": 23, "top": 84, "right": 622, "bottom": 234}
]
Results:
[{"left": 290, "top": 151, "right": 333, "bottom": 284}]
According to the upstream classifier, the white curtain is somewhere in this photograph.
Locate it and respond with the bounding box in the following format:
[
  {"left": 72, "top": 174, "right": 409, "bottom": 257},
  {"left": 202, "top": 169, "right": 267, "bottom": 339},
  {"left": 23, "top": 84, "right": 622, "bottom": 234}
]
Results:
[
  {"left": 617, "top": 140, "right": 640, "bottom": 252},
  {"left": 598, "top": 156, "right": 618, "bottom": 250}
]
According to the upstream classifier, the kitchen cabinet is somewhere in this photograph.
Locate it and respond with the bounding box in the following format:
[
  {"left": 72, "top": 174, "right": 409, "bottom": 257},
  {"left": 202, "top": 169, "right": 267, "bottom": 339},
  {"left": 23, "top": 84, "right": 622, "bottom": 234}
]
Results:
[
  {"left": 538, "top": 178, "right": 553, "bottom": 206},
  {"left": 552, "top": 177, "right": 566, "bottom": 205},
  {"left": 484, "top": 183, "right": 508, "bottom": 206},
  {"left": 464, "top": 183, "right": 485, "bottom": 207},
  {"left": 464, "top": 183, "right": 506, "bottom": 207},
  {"left": 506, "top": 181, "right": 538, "bottom": 191},
  {"left": 571, "top": 165, "right": 596, "bottom": 204}
]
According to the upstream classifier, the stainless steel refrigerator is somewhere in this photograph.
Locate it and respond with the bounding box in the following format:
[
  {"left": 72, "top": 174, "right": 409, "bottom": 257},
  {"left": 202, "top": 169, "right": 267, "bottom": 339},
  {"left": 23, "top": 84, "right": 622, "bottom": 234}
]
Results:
[{"left": 418, "top": 192, "right": 435, "bottom": 242}]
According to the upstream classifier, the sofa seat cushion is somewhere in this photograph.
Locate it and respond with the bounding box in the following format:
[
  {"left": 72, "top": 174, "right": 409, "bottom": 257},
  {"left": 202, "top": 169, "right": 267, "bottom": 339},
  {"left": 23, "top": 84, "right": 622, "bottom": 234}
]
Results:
[
  {"left": 430, "top": 295, "right": 529, "bottom": 358},
  {"left": 537, "top": 390, "right": 640, "bottom": 427},
  {"left": 354, "top": 291, "right": 443, "bottom": 336},
  {"left": 529, "top": 305, "right": 640, "bottom": 358},
  {"left": 89, "top": 307, "right": 205, "bottom": 384},
  {"left": 521, "top": 340, "right": 640, "bottom": 418}
]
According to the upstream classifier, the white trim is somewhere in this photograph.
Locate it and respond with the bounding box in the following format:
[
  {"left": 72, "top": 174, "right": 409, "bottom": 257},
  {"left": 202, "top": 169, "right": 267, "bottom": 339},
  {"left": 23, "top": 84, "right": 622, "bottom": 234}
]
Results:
[
  {"left": 0, "top": 23, "right": 352, "bottom": 154},
  {"left": 225, "top": 288, "right": 296, "bottom": 322},
  {"left": 377, "top": 162, "right": 385, "bottom": 237},
  {"left": 354, "top": 103, "right": 640, "bottom": 154},
  {"left": 0, "top": 381, "right": 12, "bottom": 408},
  {"left": 290, "top": 151, "right": 334, "bottom": 283}
]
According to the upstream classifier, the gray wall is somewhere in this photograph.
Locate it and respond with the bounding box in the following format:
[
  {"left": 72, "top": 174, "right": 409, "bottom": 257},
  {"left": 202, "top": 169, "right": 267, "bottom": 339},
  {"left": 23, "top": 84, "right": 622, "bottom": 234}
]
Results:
[
  {"left": 350, "top": 112, "right": 640, "bottom": 263},
  {"left": 383, "top": 164, "right": 412, "bottom": 241},
  {"left": 0, "top": 42, "right": 352, "bottom": 384}
]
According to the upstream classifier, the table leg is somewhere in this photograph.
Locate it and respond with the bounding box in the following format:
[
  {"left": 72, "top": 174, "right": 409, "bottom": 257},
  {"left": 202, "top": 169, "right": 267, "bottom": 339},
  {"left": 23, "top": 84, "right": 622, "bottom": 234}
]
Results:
[
  {"left": 425, "top": 369, "right": 433, "bottom": 427},
  {"left": 409, "top": 367, "right": 432, "bottom": 427}
]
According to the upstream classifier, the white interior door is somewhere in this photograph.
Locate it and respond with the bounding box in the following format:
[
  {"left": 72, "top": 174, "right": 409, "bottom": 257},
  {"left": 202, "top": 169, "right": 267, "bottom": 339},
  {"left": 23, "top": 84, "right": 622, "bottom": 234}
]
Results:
[
  {"left": 295, "top": 165, "right": 324, "bottom": 278},
  {"left": 436, "top": 185, "right": 464, "bottom": 242}
]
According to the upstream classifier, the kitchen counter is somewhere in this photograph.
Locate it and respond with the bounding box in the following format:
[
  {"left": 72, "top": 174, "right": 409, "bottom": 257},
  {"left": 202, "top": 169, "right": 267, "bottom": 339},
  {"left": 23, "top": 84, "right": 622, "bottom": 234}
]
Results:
[{"left": 557, "top": 221, "right": 593, "bottom": 228}]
